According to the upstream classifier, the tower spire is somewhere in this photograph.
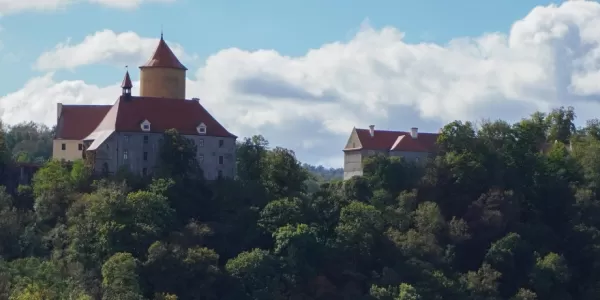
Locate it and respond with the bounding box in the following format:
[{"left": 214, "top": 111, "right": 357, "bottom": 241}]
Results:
[
  {"left": 160, "top": 25, "right": 163, "bottom": 40},
  {"left": 121, "top": 66, "right": 132, "bottom": 97}
]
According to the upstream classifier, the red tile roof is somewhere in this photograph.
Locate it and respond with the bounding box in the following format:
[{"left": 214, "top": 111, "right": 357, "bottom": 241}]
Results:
[
  {"left": 140, "top": 37, "right": 187, "bottom": 70},
  {"left": 56, "top": 105, "right": 111, "bottom": 140},
  {"left": 86, "top": 96, "right": 236, "bottom": 138},
  {"left": 121, "top": 71, "right": 132, "bottom": 88},
  {"left": 348, "top": 128, "right": 439, "bottom": 153}
]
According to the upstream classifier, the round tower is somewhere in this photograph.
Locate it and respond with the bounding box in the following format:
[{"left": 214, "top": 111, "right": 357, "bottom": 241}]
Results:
[{"left": 139, "top": 34, "right": 187, "bottom": 99}]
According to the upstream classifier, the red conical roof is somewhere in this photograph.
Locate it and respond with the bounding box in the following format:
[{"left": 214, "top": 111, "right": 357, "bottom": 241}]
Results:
[
  {"left": 121, "top": 70, "right": 133, "bottom": 88},
  {"left": 140, "top": 35, "right": 187, "bottom": 70}
]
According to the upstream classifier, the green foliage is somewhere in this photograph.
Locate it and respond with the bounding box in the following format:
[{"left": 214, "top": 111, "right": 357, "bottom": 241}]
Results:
[
  {"left": 3, "top": 110, "right": 600, "bottom": 299},
  {"left": 4, "top": 122, "right": 53, "bottom": 164},
  {"left": 370, "top": 283, "right": 421, "bottom": 300},
  {"left": 0, "top": 121, "right": 9, "bottom": 167},
  {"left": 156, "top": 129, "right": 202, "bottom": 180},
  {"left": 101, "top": 252, "right": 143, "bottom": 300}
]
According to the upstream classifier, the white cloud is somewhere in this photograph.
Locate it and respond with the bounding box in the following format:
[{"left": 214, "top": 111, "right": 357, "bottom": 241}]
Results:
[
  {"left": 88, "top": 0, "right": 174, "bottom": 10},
  {"left": 35, "top": 30, "right": 191, "bottom": 71},
  {"left": 5, "top": 0, "right": 600, "bottom": 167},
  {"left": 0, "top": 0, "right": 174, "bottom": 15},
  {"left": 0, "top": 73, "right": 124, "bottom": 125}
]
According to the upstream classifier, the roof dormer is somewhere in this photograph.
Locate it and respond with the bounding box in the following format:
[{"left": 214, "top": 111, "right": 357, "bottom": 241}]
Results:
[
  {"left": 141, "top": 119, "right": 151, "bottom": 132},
  {"left": 197, "top": 122, "right": 207, "bottom": 135}
]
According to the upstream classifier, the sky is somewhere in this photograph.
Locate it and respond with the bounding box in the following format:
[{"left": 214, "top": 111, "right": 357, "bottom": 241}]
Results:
[{"left": 1, "top": 0, "right": 600, "bottom": 167}]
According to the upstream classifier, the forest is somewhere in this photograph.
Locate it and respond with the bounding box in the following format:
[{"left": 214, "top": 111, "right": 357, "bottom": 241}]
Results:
[{"left": 0, "top": 106, "right": 598, "bottom": 299}]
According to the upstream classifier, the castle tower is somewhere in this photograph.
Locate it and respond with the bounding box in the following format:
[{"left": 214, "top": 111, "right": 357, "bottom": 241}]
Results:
[{"left": 139, "top": 33, "right": 187, "bottom": 99}]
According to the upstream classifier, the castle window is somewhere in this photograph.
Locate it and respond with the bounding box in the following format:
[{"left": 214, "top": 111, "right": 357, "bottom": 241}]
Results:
[
  {"left": 78, "top": 144, "right": 83, "bottom": 150},
  {"left": 219, "top": 139, "right": 224, "bottom": 148},
  {"left": 198, "top": 139, "right": 204, "bottom": 147},
  {"left": 143, "top": 135, "right": 148, "bottom": 144},
  {"left": 218, "top": 155, "right": 224, "bottom": 165},
  {"left": 124, "top": 135, "right": 129, "bottom": 142},
  {"left": 198, "top": 154, "right": 204, "bottom": 163},
  {"left": 143, "top": 152, "right": 148, "bottom": 161},
  {"left": 218, "top": 170, "right": 223, "bottom": 178},
  {"left": 61, "top": 143, "right": 66, "bottom": 150},
  {"left": 197, "top": 123, "right": 207, "bottom": 135},
  {"left": 123, "top": 150, "right": 129, "bottom": 160},
  {"left": 142, "top": 168, "right": 147, "bottom": 176},
  {"left": 141, "top": 120, "right": 151, "bottom": 132}
]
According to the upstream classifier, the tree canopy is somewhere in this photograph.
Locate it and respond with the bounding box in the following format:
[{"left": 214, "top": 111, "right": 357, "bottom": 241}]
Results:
[{"left": 1, "top": 107, "right": 600, "bottom": 299}]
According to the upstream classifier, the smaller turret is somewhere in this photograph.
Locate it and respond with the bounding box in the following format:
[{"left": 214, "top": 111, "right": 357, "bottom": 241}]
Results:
[{"left": 121, "top": 68, "right": 133, "bottom": 98}]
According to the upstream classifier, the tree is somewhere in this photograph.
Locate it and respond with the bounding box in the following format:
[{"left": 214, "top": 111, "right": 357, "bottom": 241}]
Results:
[
  {"left": 32, "top": 160, "right": 74, "bottom": 225},
  {"left": 67, "top": 180, "right": 174, "bottom": 269},
  {"left": 236, "top": 135, "right": 269, "bottom": 182},
  {"left": 155, "top": 129, "right": 209, "bottom": 222},
  {"left": 101, "top": 252, "right": 143, "bottom": 300},
  {"left": 546, "top": 106, "right": 576, "bottom": 144},
  {"left": 0, "top": 121, "right": 8, "bottom": 169},
  {"left": 262, "top": 147, "right": 308, "bottom": 199},
  {"left": 156, "top": 129, "right": 202, "bottom": 180},
  {"left": 225, "top": 249, "right": 284, "bottom": 300},
  {"left": 143, "top": 242, "right": 221, "bottom": 299}
]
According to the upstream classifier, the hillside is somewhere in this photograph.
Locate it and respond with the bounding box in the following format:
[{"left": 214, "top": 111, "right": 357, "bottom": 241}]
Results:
[
  {"left": 0, "top": 106, "right": 599, "bottom": 299},
  {"left": 303, "top": 163, "right": 344, "bottom": 181}
]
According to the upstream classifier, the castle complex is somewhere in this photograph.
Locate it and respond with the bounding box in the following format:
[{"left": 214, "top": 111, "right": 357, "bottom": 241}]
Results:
[
  {"left": 343, "top": 126, "right": 439, "bottom": 180},
  {"left": 53, "top": 35, "right": 237, "bottom": 179}
]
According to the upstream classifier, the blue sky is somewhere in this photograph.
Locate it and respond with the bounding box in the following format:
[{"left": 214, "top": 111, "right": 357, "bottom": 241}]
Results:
[
  {"left": 2, "top": 0, "right": 599, "bottom": 167},
  {"left": 0, "top": 0, "right": 562, "bottom": 95}
]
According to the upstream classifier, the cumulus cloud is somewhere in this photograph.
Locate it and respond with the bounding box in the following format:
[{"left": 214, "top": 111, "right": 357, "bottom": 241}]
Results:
[
  {"left": 5, "top": 0, "right": 600, "bottom": 166},
  {"left": 0, "top": 0, "right": 174, "bottom": 15},
  {"left": 35, "top": 30, "right": 191, "bottom": 71},
  {"left": 0, "top": 73, "right": 128, "bottom": 125}
]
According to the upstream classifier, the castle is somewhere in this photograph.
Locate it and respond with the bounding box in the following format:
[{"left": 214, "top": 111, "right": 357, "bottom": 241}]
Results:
[
  {"left": 52, "top": 35, "right": 237, "bottom": 179},
  {"left": 343, "top": 125, "right": 439, "bottom": 180}
]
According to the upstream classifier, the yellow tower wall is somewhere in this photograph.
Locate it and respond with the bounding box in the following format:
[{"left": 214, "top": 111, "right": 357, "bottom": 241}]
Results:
[{"left": 139, "top": 67, "right": 186, "bottom": 99}]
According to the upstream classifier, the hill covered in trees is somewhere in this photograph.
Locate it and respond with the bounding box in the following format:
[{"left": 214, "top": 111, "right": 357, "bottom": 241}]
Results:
[
  {"left": 303, "top": 164, "right": 344, "bottom": 181},
  {"left": 0, "top": 106, "right": 599, "bottom": 299}
]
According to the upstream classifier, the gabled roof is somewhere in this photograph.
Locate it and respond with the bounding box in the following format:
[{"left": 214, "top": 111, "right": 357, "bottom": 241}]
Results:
[
  {"left": 55, "top": 105, "right": 111, "bottom": 140},
  {"left": 84, "top": 96, "right": 236, "bottom": 142},
  {"left": 345, "top": 128, "right": 439, "bottom": 153},
  {"left": 139, "top": 36, "right": 187, "bottom": 70}
]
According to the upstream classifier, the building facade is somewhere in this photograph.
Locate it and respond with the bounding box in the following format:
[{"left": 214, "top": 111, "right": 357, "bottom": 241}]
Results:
[
  {"left": 53, "top": 104, "right": 111, "bottom": 161},
  {"left": 343, "top": 125, "right": 439, "bottom": 180},
  {"left": 53, "top": 35, "right": 237, "bottom": 180}
]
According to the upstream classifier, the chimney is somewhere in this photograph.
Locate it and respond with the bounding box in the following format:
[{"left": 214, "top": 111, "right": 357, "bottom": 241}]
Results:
[
  {"left": 192, "top": 97, "right": 200, "bottom": 101},
  {"left": 410, "top": 127, "right": 418, "bottom": 139},
  {"left": 369, "top": 125, "right": 375, "bottom": 137}
]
